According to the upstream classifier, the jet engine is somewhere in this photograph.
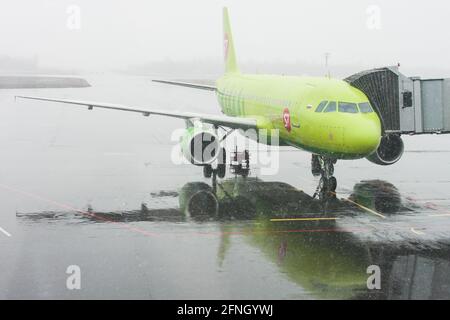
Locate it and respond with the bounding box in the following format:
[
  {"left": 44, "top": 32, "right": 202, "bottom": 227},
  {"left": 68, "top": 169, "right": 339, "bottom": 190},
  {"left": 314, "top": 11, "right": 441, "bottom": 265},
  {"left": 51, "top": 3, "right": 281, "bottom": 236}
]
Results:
[
  {"left": 180, "top": 127, "right": 220, "bottom": 166},
  {"left": 366, "top": 134, "right": 404, "bottom": 165}
]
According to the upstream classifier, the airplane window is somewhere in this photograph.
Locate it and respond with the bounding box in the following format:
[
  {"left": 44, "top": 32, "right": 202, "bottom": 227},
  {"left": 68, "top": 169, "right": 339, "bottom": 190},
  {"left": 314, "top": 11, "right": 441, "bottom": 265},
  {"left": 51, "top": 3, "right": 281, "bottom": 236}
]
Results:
[
  {"left": 315, "top": 100, "right": 328, "bottom": 112},
  {"left": 359, "top": 102, "right": 374, "bottom": 113},
  {"left": 338, "top": 102, "right": 358, "bottom": 113},
  {"left": 323, "top": 101, "right": 336, "bottom": 113}
]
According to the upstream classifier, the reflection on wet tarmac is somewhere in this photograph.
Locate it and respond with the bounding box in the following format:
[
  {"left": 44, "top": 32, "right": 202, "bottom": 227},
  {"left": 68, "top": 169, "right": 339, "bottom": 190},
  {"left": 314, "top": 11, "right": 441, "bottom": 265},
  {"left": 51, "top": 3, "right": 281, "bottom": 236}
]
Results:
[{"left": 16, "top": 177, "right": 450, "bottom": 299}]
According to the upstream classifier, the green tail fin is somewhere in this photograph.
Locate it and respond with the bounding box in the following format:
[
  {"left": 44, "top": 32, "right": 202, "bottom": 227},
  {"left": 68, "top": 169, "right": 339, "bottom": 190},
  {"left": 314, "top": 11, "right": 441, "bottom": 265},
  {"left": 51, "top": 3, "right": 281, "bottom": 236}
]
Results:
[{"left": 223, "top": 7, "right": 239, "bottom": 74}]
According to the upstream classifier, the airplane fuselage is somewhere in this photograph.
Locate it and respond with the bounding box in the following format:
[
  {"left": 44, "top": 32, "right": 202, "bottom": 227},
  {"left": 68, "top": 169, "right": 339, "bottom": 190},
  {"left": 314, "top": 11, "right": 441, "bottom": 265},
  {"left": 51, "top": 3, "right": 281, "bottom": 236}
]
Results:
[{"left": 216, "top": 73, "right": 382, "bottom": 160}]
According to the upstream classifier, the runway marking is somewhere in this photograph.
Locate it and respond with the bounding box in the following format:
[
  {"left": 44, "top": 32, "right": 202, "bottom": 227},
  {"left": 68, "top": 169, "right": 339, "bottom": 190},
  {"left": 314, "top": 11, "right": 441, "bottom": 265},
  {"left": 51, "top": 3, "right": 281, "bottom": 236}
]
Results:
[
  {"left": 428, "top": 213, "right": 450, "bottom": 217},
  {"left": 406, "top": 194, "right": 450, "bottom": 220},
  {"left": 334, "top": 193, "right": 387, "bottom": 219},
  {"left": 0, "top": 183, "right": 158, "bottom": 238},
  {"left": 270, "top": 217, "right": 340, "bottom": 222},
  {"left": 410, "top": 227, "right": 426, "bottom": 235},
  {"left": 0, "top": 226, "right": 11, "bottom": 237},
  {"left": 293, "top": 174, "right": 386, "bottom": 220}
]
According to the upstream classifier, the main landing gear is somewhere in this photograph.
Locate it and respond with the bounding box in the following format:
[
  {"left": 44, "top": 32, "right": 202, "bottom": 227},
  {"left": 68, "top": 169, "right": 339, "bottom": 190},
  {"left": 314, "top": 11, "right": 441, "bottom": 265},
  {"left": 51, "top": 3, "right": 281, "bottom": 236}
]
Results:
[
  {"left": 203, "top": 146, "right": 251, "bottom": 194},
  {"left": 202, "top": 147, "right": 227, "bottom": 194},
  {"left": 202, "top": 147, "right": 250, "bottom": 179},
  {"left": 229, "top": 146, "right": 250, "bottom": 178},
  {"left": 202, "top": 127, "right": 251, "bottom": 194},
  {"left": 203, "top": 147, "right": 226, "bottom": 179},
  {"left": 311, "top": 154, "right": 337, "bottom": 200}
]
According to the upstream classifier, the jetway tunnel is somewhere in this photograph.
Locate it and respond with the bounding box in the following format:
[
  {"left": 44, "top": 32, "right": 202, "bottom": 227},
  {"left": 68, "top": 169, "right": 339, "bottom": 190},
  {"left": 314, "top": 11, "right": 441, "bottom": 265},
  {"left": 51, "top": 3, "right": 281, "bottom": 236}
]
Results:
[{"left": 345, "top": 66, "right": 450, "bottom": 135}]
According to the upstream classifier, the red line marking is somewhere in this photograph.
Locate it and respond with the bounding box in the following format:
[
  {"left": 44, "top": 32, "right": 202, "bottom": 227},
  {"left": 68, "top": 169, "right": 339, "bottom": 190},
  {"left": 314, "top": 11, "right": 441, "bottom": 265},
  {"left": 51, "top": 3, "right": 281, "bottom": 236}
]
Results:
[
  {"left": 0, "top": 184, "right": 380, "bottom": 239},
  {"left": 0, "top": 183, "right": 158, "bottom": 237}
]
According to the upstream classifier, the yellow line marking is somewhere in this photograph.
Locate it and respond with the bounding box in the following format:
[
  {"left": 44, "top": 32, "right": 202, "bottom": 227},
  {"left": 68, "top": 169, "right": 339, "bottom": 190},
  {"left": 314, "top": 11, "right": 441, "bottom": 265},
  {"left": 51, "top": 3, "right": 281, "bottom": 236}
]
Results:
[
  {"left": 410, "top": 227, "right": 426, "bottom": 235},
  {"left": 338, "top": 195, "right": 387, "bottom": 219},
  {"left": 270, "top": 217, "right": 340, "bottom": 222}
]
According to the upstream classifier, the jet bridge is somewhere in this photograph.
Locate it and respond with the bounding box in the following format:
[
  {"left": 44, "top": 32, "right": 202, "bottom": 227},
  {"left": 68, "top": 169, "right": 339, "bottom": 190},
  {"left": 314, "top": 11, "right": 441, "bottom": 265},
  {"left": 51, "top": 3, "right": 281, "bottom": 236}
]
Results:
[{"left": 345, "top": 66, "right": 450, "bottom": 135}]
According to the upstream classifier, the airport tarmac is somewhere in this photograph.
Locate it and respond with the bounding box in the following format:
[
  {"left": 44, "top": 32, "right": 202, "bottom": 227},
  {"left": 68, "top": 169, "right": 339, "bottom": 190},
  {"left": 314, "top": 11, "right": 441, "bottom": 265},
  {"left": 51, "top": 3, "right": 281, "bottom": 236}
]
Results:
[{"left": 1, "top": 75, "right": 450, "bottom": 299}]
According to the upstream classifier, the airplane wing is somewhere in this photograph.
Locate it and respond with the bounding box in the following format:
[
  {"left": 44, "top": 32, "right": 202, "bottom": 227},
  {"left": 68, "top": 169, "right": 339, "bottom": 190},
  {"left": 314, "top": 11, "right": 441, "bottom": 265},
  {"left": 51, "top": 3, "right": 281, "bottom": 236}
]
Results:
[
  {"left": 152, "top": 79, "right": 216, "bottom": 91},
  {"left": 15, "top": 95, "right": 257, "bottom": 130}
]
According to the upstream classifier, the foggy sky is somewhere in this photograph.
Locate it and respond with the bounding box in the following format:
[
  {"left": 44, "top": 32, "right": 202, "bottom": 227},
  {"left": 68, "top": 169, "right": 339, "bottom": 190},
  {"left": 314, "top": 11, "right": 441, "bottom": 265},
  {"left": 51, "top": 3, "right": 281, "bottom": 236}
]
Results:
[{"left": 1, "top": 0, "right": 450, "bottom": 77}]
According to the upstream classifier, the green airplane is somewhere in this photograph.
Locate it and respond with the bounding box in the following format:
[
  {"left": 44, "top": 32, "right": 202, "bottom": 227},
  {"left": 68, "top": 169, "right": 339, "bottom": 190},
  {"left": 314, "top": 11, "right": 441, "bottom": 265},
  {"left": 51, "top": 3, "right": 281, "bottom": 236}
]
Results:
[{"left": 16, "top": 8, "right": 402, "bottom": 197}]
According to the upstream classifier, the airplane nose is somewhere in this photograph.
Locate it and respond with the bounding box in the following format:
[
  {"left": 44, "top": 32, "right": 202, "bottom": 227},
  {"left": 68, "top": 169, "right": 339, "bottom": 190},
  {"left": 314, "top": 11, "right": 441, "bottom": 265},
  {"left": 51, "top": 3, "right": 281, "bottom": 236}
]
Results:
[{"left": 346, "top": 118, "right": 381, "bottom": 155}]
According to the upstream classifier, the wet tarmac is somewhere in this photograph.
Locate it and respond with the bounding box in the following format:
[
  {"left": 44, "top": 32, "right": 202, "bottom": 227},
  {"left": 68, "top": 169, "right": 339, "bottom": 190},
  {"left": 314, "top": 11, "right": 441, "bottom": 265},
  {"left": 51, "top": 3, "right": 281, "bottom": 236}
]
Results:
[{"left": 1, "top": 75, "right": 450, "bottom": 299}]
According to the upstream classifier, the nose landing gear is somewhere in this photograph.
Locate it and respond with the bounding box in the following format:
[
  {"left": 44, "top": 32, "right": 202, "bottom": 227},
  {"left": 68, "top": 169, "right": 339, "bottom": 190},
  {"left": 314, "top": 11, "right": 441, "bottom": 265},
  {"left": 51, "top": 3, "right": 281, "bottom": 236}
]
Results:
[{"left": 312, "top": 155, "right": 337, "bottom": 200}]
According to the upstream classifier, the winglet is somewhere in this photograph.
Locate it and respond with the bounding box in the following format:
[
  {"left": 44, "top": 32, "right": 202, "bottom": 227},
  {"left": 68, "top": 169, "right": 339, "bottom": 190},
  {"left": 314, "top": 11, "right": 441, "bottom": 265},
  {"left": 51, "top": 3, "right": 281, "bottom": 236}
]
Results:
[{"left": 223, "top": 7, "right": 239, "bottom": 74}]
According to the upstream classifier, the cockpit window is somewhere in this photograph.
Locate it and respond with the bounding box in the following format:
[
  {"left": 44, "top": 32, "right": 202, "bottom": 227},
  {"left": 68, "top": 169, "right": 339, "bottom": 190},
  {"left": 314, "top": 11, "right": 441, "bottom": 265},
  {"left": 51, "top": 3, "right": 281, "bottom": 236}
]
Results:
[
  {"left": 338, "top": 102, "right": 358, "bottom": 113},
  {"left": 315, "top": 101, "right": 328, "bottom": 112},
  {"left": 323, "top": 101, "right": 336, "bottom": 113},
  {"left": 358, "top": 102, "right": 374, "bottom": 113}
]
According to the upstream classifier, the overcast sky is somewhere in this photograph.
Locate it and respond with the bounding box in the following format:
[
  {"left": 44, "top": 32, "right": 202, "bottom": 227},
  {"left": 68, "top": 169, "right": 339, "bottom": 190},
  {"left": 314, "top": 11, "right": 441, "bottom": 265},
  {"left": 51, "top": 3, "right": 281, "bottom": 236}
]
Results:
[{"left": 1, "top": 0, "right": 450, "bottom": 76}]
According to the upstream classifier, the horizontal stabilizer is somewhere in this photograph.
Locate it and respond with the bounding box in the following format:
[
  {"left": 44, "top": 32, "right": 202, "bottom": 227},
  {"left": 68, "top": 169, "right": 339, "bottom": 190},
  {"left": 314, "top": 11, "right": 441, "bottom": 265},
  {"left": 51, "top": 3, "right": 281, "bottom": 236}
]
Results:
[{"left": 152, "top": 79, "right": 216, "bottom": 91}]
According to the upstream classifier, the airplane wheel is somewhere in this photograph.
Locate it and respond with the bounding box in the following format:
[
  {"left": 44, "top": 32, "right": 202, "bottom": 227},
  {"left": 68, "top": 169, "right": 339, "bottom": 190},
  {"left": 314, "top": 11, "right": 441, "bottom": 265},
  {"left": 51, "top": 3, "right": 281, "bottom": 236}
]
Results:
[
  {"left": 203, "top": 165, "right": 213, "bottom": 178},
  {"left": 311, "top": 155, "right": 321, "bottom": 176},
  {"left": 318, "top": 186, "right": 327, "bottom": 200},
  {"left": 217, "top": 164, "right": 226, "bottom": 178},
  {"left": 325, "top": 162, "right": 334, "bottom": 177},
  {"left": 217, "top": 148, "right": 226, "bottom": 179},
  {"left": 318, "top": 176, "right": 326, "bottom": 191},
  {"left": 218, "top": 147, "right": 226, "bottom": 165},
  {"left": 328, "top": 176, "right": 337, "bottom": 192},
  {"left": 318, "top": 176, "right": 336, "bottom": 199}
]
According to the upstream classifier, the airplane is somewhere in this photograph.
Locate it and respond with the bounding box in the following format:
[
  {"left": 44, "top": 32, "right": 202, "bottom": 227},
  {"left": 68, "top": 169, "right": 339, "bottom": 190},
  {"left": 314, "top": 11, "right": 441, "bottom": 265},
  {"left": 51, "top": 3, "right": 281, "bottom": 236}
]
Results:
[{"left": 16, "top": 8, "right": 403, "bottom": 199}]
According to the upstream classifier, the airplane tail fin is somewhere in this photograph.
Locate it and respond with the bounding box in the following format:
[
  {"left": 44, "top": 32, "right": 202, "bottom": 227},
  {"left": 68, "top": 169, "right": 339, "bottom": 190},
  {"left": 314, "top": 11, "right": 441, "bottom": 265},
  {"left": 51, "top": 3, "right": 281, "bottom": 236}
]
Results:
[{"left": 223, "top": 8, "right": 240, "bottom": 74}]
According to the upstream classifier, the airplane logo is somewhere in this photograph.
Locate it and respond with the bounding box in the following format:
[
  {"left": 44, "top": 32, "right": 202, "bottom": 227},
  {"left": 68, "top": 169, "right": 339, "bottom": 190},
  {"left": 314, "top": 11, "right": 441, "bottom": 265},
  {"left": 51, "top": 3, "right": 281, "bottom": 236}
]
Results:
[{"left": 283, "top": 108, "right": 291, "bottom": 132}]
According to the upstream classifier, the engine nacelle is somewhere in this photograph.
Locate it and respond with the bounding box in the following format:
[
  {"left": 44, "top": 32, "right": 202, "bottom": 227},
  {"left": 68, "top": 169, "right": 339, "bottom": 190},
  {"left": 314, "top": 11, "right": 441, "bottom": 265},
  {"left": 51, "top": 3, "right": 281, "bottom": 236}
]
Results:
[
  {"left": 180, "top": 127, "right": 220, "bottom": 166},
  {"left": 366, "top": 135, "right": 404, "bottom": 165},
  {"left": 179, "top": 182, "right": 219, "bottom": 217}
]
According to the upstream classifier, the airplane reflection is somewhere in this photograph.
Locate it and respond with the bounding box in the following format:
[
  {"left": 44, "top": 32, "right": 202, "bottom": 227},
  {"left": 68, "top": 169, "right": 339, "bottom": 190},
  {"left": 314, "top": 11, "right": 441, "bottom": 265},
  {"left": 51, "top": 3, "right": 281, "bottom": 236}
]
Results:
[
  {"left": 16, "top": 178, "right": 450, "bottom": 299},
  {"left": 180, "top": 177, "right": 410, "bottom": 219}
]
